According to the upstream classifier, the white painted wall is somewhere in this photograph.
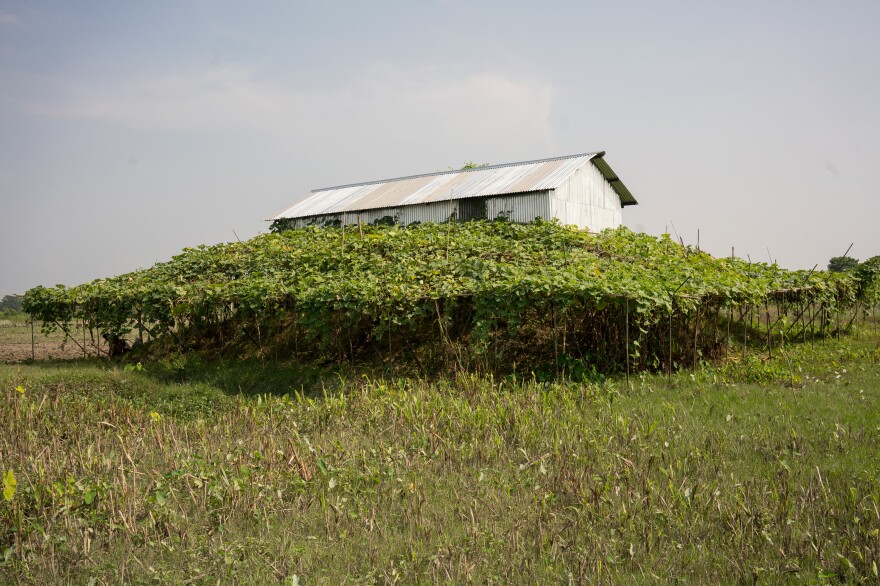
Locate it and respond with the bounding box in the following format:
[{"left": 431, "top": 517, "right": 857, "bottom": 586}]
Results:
[{"left": 550, "top": 161, "right": 623, "bottom": 231}]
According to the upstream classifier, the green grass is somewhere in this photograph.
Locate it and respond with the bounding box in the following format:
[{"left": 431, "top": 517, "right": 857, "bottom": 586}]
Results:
[{"left": 1, "top": 331, "right": 880, "bottom": 583}]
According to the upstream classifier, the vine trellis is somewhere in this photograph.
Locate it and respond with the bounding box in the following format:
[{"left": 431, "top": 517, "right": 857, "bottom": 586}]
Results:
[{"left": 23, "top": 221, "right": 878, "bottom": 374}]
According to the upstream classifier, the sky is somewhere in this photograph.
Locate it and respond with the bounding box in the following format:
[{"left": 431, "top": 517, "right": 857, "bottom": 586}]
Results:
[{"left": 1, "top": 1, "right": 879, "bottom": 296}]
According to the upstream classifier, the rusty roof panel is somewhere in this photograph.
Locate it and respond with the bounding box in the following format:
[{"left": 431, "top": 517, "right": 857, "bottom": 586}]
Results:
[
  {"left": 504, "top": 157, "right": 571, "bottom": 194},
  {"left": 341, "top": 175, "right": 435, "bottom": 212},
  {"left": 401, "top": 172, "right": 469, "bottom": 205}
]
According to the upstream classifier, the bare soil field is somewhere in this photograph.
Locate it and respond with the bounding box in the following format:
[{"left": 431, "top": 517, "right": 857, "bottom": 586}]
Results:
[{"left": 0, "top": 317, "right": 104, "bottom": 362}]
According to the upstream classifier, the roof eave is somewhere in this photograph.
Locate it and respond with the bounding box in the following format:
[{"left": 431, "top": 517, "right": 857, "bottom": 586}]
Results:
[{"left": 591, "top": 153, "right": 638, "bottom": 207}]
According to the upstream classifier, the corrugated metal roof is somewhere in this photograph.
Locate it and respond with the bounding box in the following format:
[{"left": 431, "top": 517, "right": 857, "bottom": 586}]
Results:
[{"left": 269, "top": 152, "right": 637, "bottom": 220}]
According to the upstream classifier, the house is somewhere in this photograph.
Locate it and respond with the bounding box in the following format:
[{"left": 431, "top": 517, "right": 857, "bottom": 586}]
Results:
[{"left": 268, "top": 152, "right": 637, "bottom": 231}]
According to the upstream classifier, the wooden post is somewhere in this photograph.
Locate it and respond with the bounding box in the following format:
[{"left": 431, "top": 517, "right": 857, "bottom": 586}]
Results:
[
  {"left": 667, "top": 277, "right": 691, "bottom": 378},
  {"left": 836, "top": 296, "right": 841, "bottom": 342},
  {"left": 31, "top": 318, "right": 35, "bottom": 361},
  {"left": 561, "top": 306, "right": 567, "bottom": 357},
  {"left": 625, "top": 300, "right": 630, "bottom": 386},
  {"left": 552, "top": 303, "right": 559, "bottom": 377},
  {"left": 83, "top": 317, "right": 87, "bottom": 358},
  {"left": 726, "top": 305, "right": 732, "bottom": 359},
  {"left": 781, "top": 309, "right": 785, "bottom": 352},
  {"left": 446, "top": 197, "right": 454, "bottom": 261},
  {"left": 294, "top": 318, "right": 300, "bottom": 361},
  {"left": 853, "top": 302, "right": 858, "bottom": 340},
  {"left": 779, "top": 297, "right": 785, "bottom": 352},
  {"left": 693, "top": 308, "right": 699, "bottom": 370},
  {"left": 797, "top": 300, "right": 807, "bottom": 346},
  {"left": 810, "top": 303, "right": 815, "bottom": 349},
  {"left": 749, "top": 305, "right": 755, "bottom": 355},
  {"left": 766, "top": 304, "right": 772, "bottom": 360},
  {"left": 358, "top": 215, "right": 363, "bottom": 240},
  {"left": 801, "top": 300, "right": 806, "bottom": 345},
  {"left": 668, "top": 307, "right": 673, "bottom": 381}
]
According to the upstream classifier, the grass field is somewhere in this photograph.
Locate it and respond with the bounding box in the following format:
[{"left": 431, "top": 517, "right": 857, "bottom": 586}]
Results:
[{"left": 1, "top": 319, "right": 879, "bottom": 583}]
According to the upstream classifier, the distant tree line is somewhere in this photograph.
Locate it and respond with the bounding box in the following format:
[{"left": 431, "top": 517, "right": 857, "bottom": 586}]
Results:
[
  {"left": 0, "top": 294, "right": 23, "bottom": 312},
  {"left": 829, "top": 255, "right": 879, "bottom": 274}
]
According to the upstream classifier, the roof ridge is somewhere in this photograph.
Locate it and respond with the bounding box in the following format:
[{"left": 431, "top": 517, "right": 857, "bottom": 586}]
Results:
[{"left": 311, "top": 151, "right": 602, "bottom": 193}]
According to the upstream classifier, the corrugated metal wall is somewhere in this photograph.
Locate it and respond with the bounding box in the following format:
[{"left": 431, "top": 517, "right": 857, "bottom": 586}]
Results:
[
  {"left": 550, "top": 161, "right": 623, "bottom": 231},
  {"left": 485, "top": 192, "right": 551, "bottom": 224},
  {"left": 282, "top": 201, "right": 458, "bottom": 228},
  {"left": 280, "top": 191, "right": 553, "bottom": 228}
]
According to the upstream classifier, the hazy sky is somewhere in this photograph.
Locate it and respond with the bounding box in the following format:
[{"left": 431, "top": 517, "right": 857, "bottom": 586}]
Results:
[{"left": 2, "top": 1, "right": 879, "bottom": 296}]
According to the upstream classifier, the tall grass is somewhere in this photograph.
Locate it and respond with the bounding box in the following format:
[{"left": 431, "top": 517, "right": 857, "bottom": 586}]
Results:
[{"left": 1, "top": 333, "right": 879, "bottom": 583}]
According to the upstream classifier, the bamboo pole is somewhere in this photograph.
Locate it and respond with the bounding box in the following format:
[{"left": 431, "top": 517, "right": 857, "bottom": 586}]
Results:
[
  {"left": 749, "top": 306, "right": 754, "bottom": 353},
  {"left": 726, "top": 305, "right": 732, "bottom": 360},
  {"left": 551, "top": 302, "right": 559, "bottom": 377},
  {"left": 668, "top": 308, "right": 673, "bottom": 381},
  {"left": 625, "top": 300, "right": 630, "bottom": 386},
  {"left": 814, "top": 305, "right": 820, "bottom": 341},
  {"left": 52, "top": 319, "right": 86, "bottom": 354},
  {"left": 801, "top": 300, "right": 806, "bottom": 345},
  {"left": 667, "top": 277, "right": 691, "bottom": 379},
  {"left": 836, "top": 297, "right": 841, "bottom": 342}
]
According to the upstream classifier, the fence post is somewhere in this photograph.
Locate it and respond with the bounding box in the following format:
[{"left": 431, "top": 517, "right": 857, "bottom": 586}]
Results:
[{"left": 31, "top": 318, "right": 35, "bottom": 361}]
